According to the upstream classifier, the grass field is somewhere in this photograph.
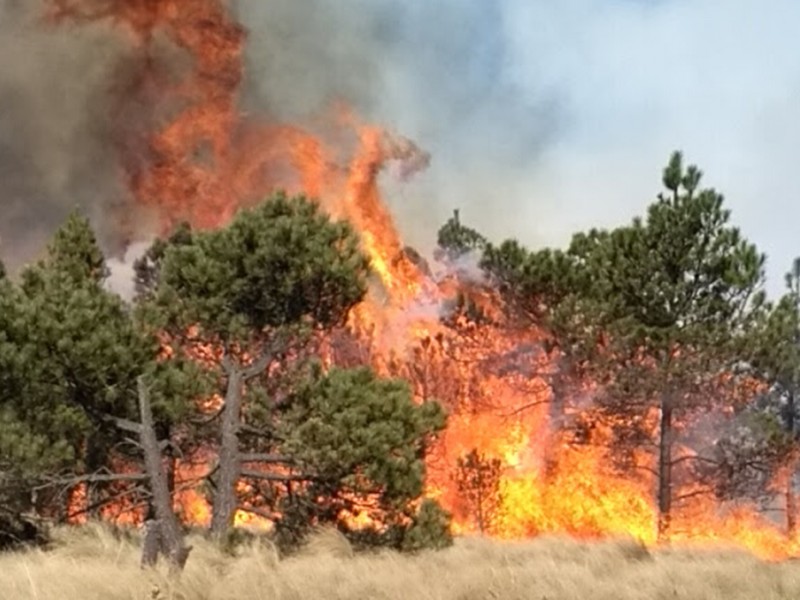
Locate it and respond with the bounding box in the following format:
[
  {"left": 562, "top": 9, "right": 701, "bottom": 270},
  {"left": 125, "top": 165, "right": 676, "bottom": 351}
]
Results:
[{"left": 1, "top": 524, "right": 799, "bottom": 600}]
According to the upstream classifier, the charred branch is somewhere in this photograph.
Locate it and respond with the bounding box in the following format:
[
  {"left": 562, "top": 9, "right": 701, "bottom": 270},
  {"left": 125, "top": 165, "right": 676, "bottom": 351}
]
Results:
[
  {"left": 64, "top": 487, "right": 150, "bottom": 523},
  {"left": 670, "top": 454, "right": 720, "bottom": 468},
  {"left": 674, "top": 487, "right": 716, "bottom": 503},
  {"left": 239, "top": 424, "right": 285, "bottom": 441},
  {"left": 503, "top": 397, "right": 553, "bottom": 417}
]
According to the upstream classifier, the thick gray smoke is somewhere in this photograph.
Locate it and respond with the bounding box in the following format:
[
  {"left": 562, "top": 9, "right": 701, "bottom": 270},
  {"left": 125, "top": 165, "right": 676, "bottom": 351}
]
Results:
[{"left": 0, "top": 0, "right": 133, "bottom": 270}]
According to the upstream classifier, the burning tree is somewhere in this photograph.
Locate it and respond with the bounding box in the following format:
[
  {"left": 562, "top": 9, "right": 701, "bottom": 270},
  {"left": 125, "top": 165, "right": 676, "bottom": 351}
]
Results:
[
  {"left": 1, "top": 0, "right": 795, "bottom": 564},
  {"left": 141, "top": 192, "right": 368, "bottom": 541},
  {"left": 431, "top": 153, "right": 777, "bottom": 546},
  {"left": 547, "top": 152, "right": 767, "bottom": 540},
  {"left": 141, "top": 192, "right": 449, "bottom": 547},
  {"left": 271, "top": 365, "right": 446, "bottom": 549},
  {"left": 731, "top": 258, "right": 800, "bottom": 537},
  {"left": 453, "top": 449, "right": 503, "bottom": 534},
  {"left": 0, "top": 198, "right": 453, "bottom": 556}
]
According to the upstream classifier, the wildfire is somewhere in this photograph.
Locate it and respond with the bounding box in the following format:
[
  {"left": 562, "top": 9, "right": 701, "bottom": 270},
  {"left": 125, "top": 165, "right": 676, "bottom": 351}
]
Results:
[{"left": 46, "top": 0, "right": 800, "bottom": 562}]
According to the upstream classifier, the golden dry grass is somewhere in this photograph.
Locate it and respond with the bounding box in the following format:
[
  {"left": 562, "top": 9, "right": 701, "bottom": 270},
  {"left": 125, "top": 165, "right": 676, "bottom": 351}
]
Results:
[{"left": 1, "top": 523, "right": 799, "bottom": 600}]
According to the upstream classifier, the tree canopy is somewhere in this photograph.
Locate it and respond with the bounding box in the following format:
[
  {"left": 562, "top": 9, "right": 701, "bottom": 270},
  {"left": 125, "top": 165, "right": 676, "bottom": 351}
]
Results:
[
  {"left": 150, "top": 192, "right": 370, "bottom": 344},
  {"left": 0, "top": 213, "right": 203, "bottom": 527},
  {"left": 0, "top": 195, "right": 450, "bottom": 555}
]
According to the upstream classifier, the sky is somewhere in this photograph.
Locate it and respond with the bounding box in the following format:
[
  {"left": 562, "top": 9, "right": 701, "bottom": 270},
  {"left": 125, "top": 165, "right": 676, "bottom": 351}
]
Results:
[{"left": 309, "top": 0, "right": 800, "bottom": 298}]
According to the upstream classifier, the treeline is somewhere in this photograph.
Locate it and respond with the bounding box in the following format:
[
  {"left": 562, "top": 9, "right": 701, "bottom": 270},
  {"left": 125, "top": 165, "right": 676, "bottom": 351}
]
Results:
[
  {"left": 0, "top": 194, "right": 451, "bottom": 562},
  {"left": 438, "top": 152, "right": 800, "bottom": 540},
  {"left": 1, "top": 152, "right": 799, "bottom": 562}
]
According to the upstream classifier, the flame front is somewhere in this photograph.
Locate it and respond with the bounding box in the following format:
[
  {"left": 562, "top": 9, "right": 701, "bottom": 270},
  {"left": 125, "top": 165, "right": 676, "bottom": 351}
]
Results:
[{"left": 47, "top": 0, "right": 800, "bottom": 562}]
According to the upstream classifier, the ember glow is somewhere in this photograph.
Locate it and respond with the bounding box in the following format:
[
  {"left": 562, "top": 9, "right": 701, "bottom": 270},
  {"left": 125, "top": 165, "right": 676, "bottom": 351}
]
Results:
[{"left": 47, "top": 0, "right": 800, "bottom": 561}]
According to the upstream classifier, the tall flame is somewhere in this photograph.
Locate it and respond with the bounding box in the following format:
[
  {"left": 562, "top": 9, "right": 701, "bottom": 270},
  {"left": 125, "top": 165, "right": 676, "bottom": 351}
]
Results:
[{"left": 46, "top": 0, "right": 800, "bottom": 562}]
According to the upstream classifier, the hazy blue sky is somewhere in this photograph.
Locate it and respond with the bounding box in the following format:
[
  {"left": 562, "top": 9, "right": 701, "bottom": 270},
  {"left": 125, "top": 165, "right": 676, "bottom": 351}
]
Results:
[{"left": 337, "top": 0, "right": 800, "bottom": 297}]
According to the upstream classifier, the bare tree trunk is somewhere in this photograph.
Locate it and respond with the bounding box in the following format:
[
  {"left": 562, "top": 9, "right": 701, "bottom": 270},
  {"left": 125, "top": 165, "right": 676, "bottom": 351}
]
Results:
[
  {"left": 786, "top": 391, "right": 797, "bottom": 540},
  {"left": 207, "top": 343, "right": 280, "bottom": 542},
  {"left": 140, "top": 518, "right": 163, "bottom": 568},
  {"left": 544, "top": 372, "right": 565, "bottom": 480},
  {"left": 84, "top": 435, "right": 105, "bottom": 520},
  {"left": 786, "top": 471, "right": 797, "bottom": 540},
  {"left": 137, "top": 377, "right": 192, "bottom": 572},
  {"left": 657, "top": 393, "right": 673, "bottom": 542},
  {"left": 209, "top": 365, "right": 244, "bottom": 540},
  {"left": 475, "top": 469, "right": 485, "bottom": 534}
]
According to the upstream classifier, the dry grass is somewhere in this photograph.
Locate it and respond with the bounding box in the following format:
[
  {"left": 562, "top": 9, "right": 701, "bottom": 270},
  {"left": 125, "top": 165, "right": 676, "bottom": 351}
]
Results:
[{"left": 1, "top": 524, "right": 799, "bottom": 600}]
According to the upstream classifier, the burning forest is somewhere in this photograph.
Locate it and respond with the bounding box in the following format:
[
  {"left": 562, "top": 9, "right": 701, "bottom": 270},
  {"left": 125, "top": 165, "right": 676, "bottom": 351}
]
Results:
[{"left": 2, "top": 0, "right": 800, "bottom": 568}]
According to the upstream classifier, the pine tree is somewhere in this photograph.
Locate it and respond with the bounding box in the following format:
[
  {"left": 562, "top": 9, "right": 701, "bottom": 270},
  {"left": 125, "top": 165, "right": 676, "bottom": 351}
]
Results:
[
  {"left": 435, "top": 209, "right": 487, "bottom": 262},
  {"left": 147, "top": 192, "right": 448, "bottom": 545},
  {"left": 0, "top": 213, "right": 201, "bottom": 522},
  {"left": 453, "top": 449, "right": 503, "bottom": 534},
  {"left": 274, "top": 366, "right": 447, "bottom": 548},
  {"left": 562, "top": 152, "right": 766, "bottom": 539}
]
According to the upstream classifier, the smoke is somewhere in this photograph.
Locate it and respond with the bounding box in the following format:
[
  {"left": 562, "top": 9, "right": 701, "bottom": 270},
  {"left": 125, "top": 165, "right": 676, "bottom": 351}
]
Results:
[
  {"left": 4, "top": 1, "right": 800, "bottom": 296},
  {"left": 234, "top": 0, "right": 560, "bottom": 254},
  {"left": 0, "top": 0, "right": 134, "bottom": 270},
  {"left": 236, "top": 0, "right": 800, "bottom": 295}
]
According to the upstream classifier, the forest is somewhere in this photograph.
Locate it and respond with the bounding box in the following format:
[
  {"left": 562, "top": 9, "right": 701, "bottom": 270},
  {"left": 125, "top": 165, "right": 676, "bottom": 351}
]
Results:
[{"left": 2, "top": 152, "right": 800, "bottom": 570}]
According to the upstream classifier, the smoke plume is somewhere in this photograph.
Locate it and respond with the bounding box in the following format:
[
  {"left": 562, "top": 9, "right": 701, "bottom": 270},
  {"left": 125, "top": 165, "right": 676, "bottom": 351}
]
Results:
[
  {"left": 0, "top": 1, "right": 130, "bottom": 268},
  {"left": 233, "top": 0, "right": 559, "bottom": 252},
  {"left": 3, "top": 0, "right": 800, "bottom": 296},
  {"left": 237, "top": 0, "right": 800, "bottom": 293}
]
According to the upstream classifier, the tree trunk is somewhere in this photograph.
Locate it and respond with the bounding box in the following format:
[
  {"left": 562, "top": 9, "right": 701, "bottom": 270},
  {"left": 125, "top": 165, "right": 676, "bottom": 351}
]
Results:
[
  {"left": 657, "top": 393, "right": 673, "bottom": 542},
  {"left": 786, "top": 469, "right": 797, "bottom": 540},
  {"left": 209, "top": 365, "right": 244, "bottom": 540},
  {"left": 476, "top": 474, "right": 485, "bottom": 534},
  {"left": 786, "top": 391, "right": 797, "bottom": 539},
  {"left": 83, "top": 435, "right": 105, "bottom": 520},
  {"left": 544, "top": 372, "right": 566, "bottom": 480},
  {"left": 137, "top": 377, "right": 192, "bottom": 572}
]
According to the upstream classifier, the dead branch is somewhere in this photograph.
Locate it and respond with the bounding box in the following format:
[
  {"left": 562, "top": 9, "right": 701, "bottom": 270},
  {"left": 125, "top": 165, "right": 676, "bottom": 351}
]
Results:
[
  {"left": 36, "top": 471, "right": 148, "bottom": 490},
  {"left": 502, "top": 398, "right": 553, "bottom": 417},
  {"left": 63, "top": 485, "right": 150, "bottom": 523},
  {"left": 240, "top": 470, "right": 313, "bottom": 483},
  {"left": 674, "top": 487, "right": 715, "bottom": 503},
  {"left": 670, "top": 454, "right": 720, "bottom": 468},
  {"left": 240, "top": 454, "right": 294, "bottom": 464},
  {"left": 108, "top": 416, "right": 143, "bottom": 435}
]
